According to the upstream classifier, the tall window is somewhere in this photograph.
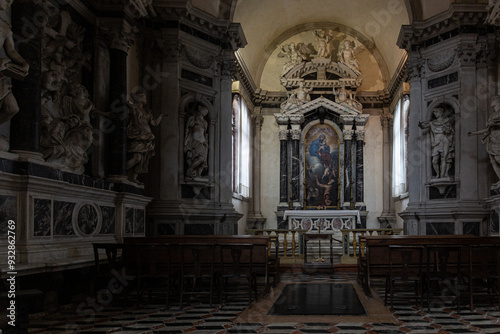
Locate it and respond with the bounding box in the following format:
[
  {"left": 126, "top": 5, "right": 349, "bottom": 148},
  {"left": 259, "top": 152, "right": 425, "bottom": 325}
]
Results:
[
  {"left": 392, "top": 95, "right": 409, "bottom": 197},
  {"left": 232, "top": 94, "right": 250, "bottom": 197}
]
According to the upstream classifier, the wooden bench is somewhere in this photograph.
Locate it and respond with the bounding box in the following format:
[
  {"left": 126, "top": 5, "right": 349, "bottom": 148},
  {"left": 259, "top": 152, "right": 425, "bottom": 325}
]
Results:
[
  {"left": 361, "top": 235, "right": 500, "bottom": 299},
  {"left": 122, "top": 235, "right": 272, "bottom": 303}
]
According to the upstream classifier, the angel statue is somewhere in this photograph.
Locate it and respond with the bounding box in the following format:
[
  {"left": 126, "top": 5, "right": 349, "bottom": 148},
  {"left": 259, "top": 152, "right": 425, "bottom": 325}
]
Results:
[
  {"left": 278, "top": 42, "right": 313, "bottom": 75},
  {"left": 280, "top": 81, "right": 312, "bottom": 113},
  {"left": 337, "top": 39, "right": 363, "bottom": 71},
  {"left": 313, "top": 29, "right": 333, "bottom": 58}
]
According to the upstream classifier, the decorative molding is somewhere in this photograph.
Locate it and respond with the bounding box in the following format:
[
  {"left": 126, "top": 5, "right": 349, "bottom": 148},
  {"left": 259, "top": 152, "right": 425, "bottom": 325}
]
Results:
[
  {"left": 290, "top": 129, "right": 301, "bottom": 141},
  {"left": 278, "top": 130, "right": 288, "bottom": 140},
  {"left": 343, "top": 129, "right": 354, "bottom": 141},
  {"left": 397, "top": 4, "right": 488, "bottom": 51}
]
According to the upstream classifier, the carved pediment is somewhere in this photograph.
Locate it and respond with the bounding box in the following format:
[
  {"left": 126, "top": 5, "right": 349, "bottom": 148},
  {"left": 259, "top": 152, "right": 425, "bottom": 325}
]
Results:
[{"left": 285, "top": 96, "right": 360, "bottom": 116}]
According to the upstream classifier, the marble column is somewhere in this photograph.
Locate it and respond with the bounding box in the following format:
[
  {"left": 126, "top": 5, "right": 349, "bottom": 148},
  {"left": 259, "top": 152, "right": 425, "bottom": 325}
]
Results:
[
  {"left": 289, "top": 114, "right": 304, "bottom": 204},
  {"left": 103, "top": 21, "right": 135, "bottom": 182},
  {"left": 290, "top": 128, "right": 301, "bottom": 202},
  {"left": 355, "top": 115, "right": 369, "bottom": 210},
  {"left": 378, "top": 110, "right": 396, "bottom": 226},
  {"left": 279, "top": 128, "right": 289, "bottom": 203},
  {"left": 341, "top": 115, "right": 355, "bottom": 209}
]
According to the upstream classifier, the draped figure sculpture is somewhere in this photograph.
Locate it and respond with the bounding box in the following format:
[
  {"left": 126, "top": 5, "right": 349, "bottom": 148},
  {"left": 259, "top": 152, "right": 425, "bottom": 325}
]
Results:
[
  {"left": 184, "top": 105, "right": 209, "bottom": 180},
  {"left": 0, "top": 0, "right": 30, "bottom": 125},
  {"left": 469, "top": 96, "right": 500, "bottom": 188},
  {"left": 126, "top": 91, "right": 165, "bottom": 184},
  {"left": 418, "top": 107, "right": 455, "bottom": 179}
]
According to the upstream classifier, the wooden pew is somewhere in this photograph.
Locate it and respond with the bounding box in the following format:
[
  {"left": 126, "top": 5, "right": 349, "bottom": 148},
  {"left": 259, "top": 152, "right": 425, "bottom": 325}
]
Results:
[
  {"left": 361, "top": 235, "right": 500, "bottom": 297},
  {"left": 123, "top": 235, "right": 272, "bottom": 301}
]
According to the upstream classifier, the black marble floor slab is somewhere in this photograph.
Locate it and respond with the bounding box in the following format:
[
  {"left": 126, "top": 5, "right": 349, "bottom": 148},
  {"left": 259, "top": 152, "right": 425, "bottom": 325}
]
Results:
[{"left": 267, "top": 283, "right": 366, "bottom": 316}]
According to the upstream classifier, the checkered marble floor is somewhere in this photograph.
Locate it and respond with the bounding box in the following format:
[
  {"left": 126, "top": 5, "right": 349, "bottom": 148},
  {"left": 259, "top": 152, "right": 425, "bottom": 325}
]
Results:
[{"left": 24, "top": 272, "right": 500, "bottom": 333}]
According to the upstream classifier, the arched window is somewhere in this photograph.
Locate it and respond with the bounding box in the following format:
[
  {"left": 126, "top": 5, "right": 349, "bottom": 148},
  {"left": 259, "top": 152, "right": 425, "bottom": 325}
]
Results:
[
  {"left": 392, "top": 95, "right": 409, "bottom": 197},
  {"left": 232, "top": 94, "right": 250, "bottom": 197}
]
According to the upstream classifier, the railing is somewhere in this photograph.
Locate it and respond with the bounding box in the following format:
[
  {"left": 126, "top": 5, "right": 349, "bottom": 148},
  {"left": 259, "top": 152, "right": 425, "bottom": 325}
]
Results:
[
  {"left": 340, "top": 228, "right": 404, "bottom": 264},
  {"left": 246, "top": 229, "right": 308, "bottom": 260}
]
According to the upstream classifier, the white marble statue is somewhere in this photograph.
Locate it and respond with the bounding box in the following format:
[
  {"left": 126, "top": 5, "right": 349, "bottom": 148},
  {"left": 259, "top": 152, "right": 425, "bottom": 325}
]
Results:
[
  {"left": 184, "top": 105, "right": 209, "bottom": 180},
  {"left": 278, "top": 42, "right": 313, "bottom": 75},
  {"left": 313, "top": 29, "right": 333, "bottom": 58},
  {"left": 126, "top": 91, "right": 165, "bottom": 184},
  {"left": 333, "top": 84, "right": 362, "bottom": 111},
  {"left": 337, "top": 39, "right": 361, "bottom": 71},
  {"left": 419, "top": 107, "right": 455, "bottom": 179},
  {"left": 280, "top": 81, "right": 312, "bottom": 113},
  {"left": 0, "top": 0, "right": 29, "bottom": 125},
  {"left": 469, "top": 96, "right": 500, "bottom": 188}
]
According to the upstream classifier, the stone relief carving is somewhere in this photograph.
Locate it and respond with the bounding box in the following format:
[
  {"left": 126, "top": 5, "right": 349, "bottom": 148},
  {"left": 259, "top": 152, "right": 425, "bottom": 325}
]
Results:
[
  {"left": 469, "top": 96, "right": 500, "bottom": 188},
  {"left": 39, "top": 4, "right": 96, "bottom": 174},
  {"left": 278, "top": 42, "right": 313, "bottom": 75},
  {"left": 427, "top": 51, "right": 455, "bottom": 72},
  {"left": 184, "top": 45, "right": 214, "bottom": 69},
  {"left": 184, "top": 105, "right": 209, "bottom": 180},
  {"left": 419, "top": 107, "right": 455, "bottom": 179},
  {"left": 280, "top": 81, "right": 311, "bottom": 113},
  {"left": 0, "top": 0, "right": 29, "bottom": 125},
  {"left": 337, "top": 39, "right": 362, "bottom": 71},
  {"left": 126, "top": 91, "right": 165, "bottom": 184}
]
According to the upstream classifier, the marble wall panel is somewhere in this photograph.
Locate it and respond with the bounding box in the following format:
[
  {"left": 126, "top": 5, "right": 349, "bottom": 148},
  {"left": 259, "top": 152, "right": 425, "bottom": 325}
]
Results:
[
  {"left": 0, "top": 195, "right": 17, "bottom": 235},
  {"left": 100, "top": 206, "right": 115, "bottom": 234},
  {"left": 426, "top": 222, "right": 454, "bottom": 235},
  {"left": 463, "top": 221, "right": 480, "bottom": 236},
  {"left": 77, "top": 204, "right": 98, "bottom": 235},
  {"left": 54, "top": 201, "right": 76, "bottom": 235},
  {"left": 125, "top": 207, "right": 134, "bottom": 234},
  {"left": 34, "top": 198, "right": 51, "bottom": 237},
  {"left": 185, "top": 223, "right": 214, "bottom": 235},
  {"left": 134, "top": 209, "right": 144, "bottom": 234}
]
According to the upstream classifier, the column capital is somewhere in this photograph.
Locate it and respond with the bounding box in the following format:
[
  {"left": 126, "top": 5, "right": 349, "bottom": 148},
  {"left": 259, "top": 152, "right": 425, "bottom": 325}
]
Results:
[
  {"left": 380, "top": 112, "right": 393, "bottom": 128},
  {"left": 290, "top": 129, "right": 301, "bottom": 141},
  {"left": 99, "top": 19, "right": 136, "bottom": 53},
  {"left": 279, "top": 130, "right": 289, "bottom": 141},
  {"left": 252, "top": 114, "right": 264, "bottom": 129},
  {"left": 343, "top": 129, "right": 354, "bottom": 141},
  {"left": 355, "top": 130, "right": 366, "bottom": 142}
]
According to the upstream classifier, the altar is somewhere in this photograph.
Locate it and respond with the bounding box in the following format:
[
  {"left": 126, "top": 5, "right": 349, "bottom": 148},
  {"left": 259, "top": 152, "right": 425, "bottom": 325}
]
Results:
[{"left": 284, "top": 209, "right": 361, "bottom": 236}]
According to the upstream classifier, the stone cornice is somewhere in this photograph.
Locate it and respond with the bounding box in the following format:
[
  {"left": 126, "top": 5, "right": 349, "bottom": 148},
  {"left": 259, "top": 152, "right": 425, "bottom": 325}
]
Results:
[{"left": 397, "top": 3, "right": 488, "bottom": 51}]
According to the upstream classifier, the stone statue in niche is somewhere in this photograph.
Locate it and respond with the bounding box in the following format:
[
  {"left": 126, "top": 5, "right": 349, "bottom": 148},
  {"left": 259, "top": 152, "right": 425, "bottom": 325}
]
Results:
[
  {"left": 39, "top": 4, "right": 95, "bottom": 174},
  {"left": 337, "top": 39, "right": 362, "bottom": 71},
  {"left": 333, "top": 84, "right": 362, "bottom": 111},
  {"left": 469, "top": 96, "right": 500, "bottom": 188},
  {"left": 278, "top": 42, "right": 313, "bottom": 75},
  {"left": 184, "top": 105, "right": 209, "bottom": 180},
  {"left": 419, "top": 107, "right": 455, "bottom": 179},
  {"left": 313, "top": 29, "right": 333, "bottom": 59},
  {"left": 0, "top": 0, "right": 30, "bottom": 125},
  {"left": 126, "top": 91, "right": 165, "bottom": 184},
  {"left": 280, "top": 81, "right": 312, "bottom": 113}
]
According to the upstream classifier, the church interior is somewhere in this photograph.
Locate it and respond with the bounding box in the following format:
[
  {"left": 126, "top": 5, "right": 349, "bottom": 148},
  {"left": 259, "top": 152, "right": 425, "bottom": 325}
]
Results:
[{"left": 2, "top": 0, "right": 500, "bottom": 332}]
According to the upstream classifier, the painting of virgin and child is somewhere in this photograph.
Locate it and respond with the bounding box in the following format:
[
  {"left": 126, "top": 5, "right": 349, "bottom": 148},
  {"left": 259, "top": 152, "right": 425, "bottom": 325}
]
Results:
[{"left": 304, "top": 124, "right": 340, "bottom": 208}]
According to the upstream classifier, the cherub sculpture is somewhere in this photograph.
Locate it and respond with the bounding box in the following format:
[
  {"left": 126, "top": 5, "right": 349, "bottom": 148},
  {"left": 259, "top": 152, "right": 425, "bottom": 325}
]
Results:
[
  {"left": 278, "top": 42, "right": 313, "bottom": 75},
  {"left": 313, "top": 29, "right": 333, "bottom": 58},
  {"left": 337, "top": 39, "right": 364, "bottom": 71}
]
